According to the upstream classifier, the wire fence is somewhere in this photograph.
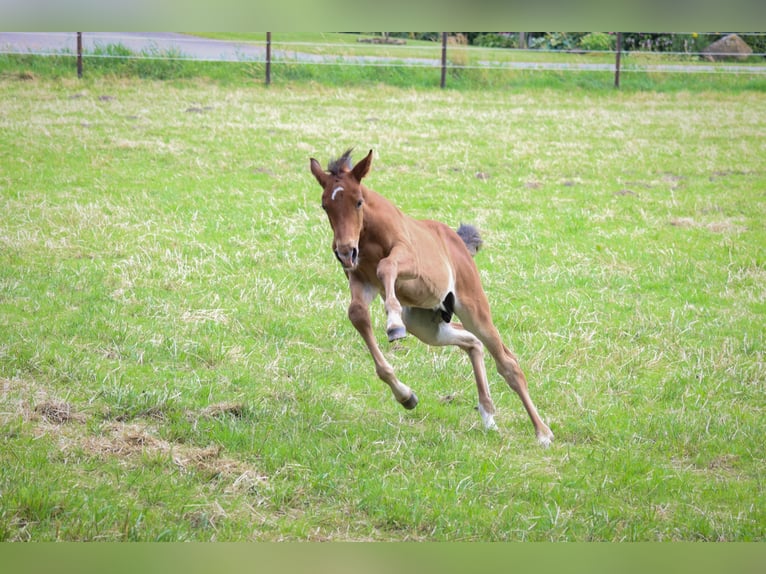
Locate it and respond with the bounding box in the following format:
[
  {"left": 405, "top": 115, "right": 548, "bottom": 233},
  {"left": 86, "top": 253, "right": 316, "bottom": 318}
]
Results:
[{"left": 2, "top": 32, "right": 766, "bottom": 87}]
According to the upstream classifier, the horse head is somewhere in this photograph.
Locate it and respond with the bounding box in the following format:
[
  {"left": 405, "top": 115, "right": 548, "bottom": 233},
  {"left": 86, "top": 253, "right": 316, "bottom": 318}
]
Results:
[{"left": 310, "top": 148, "right": 372, "bottom": 272}]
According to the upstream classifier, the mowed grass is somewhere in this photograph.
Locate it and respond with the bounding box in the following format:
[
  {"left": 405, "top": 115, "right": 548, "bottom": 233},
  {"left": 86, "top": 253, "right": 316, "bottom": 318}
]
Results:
[{"left": 0, "top": 76, "right": 764, "bottom": 541}]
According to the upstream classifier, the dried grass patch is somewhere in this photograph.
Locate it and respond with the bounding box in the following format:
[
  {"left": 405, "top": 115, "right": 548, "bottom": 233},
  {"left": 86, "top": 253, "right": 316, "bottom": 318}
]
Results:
[
  {"left": 669, "top": 217, "right": 747, "bottom": 234},
  {"left": 198, "top": 402, "right": 247, "bottom": 418},
  {"left": 79, "top": 422, "right": 268, "bottom": 486},
  {"left": 33, "top": 401, "right": 85, "bottom": 425},
  {"left": 0, "top": 378, "right": 268, "bottom": 491},
  {"left": 1, "top": 377, "right": 87, "bottom": 427}
]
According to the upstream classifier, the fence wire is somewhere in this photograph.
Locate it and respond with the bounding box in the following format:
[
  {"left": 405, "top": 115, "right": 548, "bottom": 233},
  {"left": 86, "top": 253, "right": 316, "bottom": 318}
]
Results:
[{"left": 2, "top": 32, "right": 765, "bottom": 78}]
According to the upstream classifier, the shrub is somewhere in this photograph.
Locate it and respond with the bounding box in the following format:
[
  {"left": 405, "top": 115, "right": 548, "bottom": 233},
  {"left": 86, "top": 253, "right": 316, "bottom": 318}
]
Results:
[
  {"left": 528, "top": 33, "right": 585, "bottom": 51},
  {"left": 622, "top": 33, "right": 676, "bottom": 52},
  {"left": 473, "top": 33, "right": 517, "bottom": 49},
  {"left": 578, "top": 32, "right": 616, "bottom": 52},
  {"left": 739, "top": 33, "right": 766, "bottom": 57}
]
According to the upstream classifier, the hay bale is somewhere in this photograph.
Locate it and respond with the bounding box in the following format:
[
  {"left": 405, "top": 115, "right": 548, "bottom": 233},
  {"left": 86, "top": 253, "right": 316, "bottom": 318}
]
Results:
[{"left": 701, "top": 34, "right": 753, "bottom": 62}]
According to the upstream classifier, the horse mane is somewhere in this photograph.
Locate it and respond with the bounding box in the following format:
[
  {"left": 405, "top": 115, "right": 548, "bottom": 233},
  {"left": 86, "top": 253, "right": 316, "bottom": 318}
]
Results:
[{"left": 327, "top": 148, "right": 354, "bottom": 175}]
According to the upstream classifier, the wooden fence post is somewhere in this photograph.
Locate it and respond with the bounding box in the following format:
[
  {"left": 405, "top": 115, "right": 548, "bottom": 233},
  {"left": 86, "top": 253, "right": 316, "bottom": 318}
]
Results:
[
  {"left": 440, "top": 32, "right": 447, "bottom": 88},
  {"left": 614, "top": 32, "right": 622, "bottom": 88},
  {"left": 77, "top": 32, "right": 83, "bottom": 78},
  {"left": 266, "top": 32, "right": 272, "bottom": 85}
]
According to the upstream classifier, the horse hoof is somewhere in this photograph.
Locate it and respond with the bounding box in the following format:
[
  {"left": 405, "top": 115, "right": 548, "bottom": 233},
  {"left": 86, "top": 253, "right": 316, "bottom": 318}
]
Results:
[
  {"left": 400, "top": 391, "right": 419, "bottom": 410},
  {"left": 537, "top": 431, "right": 554, "bottom": 448},
  {"left": 387, "top": 326, "right": 407, "bottom": 342}
]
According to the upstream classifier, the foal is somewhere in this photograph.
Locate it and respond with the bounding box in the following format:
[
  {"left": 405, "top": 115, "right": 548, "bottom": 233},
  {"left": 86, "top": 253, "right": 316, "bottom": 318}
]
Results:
[{"left": 310, "top": 149, "right": 553, "bottom": 446}]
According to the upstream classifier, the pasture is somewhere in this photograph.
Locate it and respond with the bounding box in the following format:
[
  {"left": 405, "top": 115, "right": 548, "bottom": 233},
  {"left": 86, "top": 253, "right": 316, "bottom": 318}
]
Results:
[{"left": 0, "top": 76, "right": 764, "bottom": 541}]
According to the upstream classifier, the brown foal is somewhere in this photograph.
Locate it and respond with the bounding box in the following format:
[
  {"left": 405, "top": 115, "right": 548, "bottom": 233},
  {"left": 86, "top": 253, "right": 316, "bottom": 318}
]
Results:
[{"left": 310, "top": 149, "right": 553, "bottom": 446}]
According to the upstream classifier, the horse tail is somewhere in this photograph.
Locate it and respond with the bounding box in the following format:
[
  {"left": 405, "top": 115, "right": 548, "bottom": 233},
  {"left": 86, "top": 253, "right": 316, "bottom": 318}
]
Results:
[{"left": 456, "top": 224, "right": 483, "bottom": 257}]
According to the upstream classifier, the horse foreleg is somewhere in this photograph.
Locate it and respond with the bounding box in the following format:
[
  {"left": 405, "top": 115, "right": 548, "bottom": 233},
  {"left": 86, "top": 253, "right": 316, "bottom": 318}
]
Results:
[
  {"left": 347, "top": 277, "right": 418, "bottom": 409},
  {"left": 376, "top": 248, "right": 417, "bottom": 342}
]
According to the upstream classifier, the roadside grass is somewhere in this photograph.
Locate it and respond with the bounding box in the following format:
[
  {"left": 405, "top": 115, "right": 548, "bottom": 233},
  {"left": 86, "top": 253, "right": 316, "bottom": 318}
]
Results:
[
  {"left": 2, "top": 33, "right": 766, "bottom": 91},
  {"left": 0, "top": 76, "right": 764, "bottom": 541}
]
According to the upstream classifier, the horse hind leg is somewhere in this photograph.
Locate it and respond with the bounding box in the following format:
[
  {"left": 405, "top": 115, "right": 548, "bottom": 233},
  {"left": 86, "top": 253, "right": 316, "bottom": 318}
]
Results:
[
  {"left": 487, "top": 335, "right": 553, "bottom": 446},
  {"left": 402, "top": 307, "right": 498, "bottom": 430},
  {"left": 456, "top": 299, "right": 554, "bottom": 446}
]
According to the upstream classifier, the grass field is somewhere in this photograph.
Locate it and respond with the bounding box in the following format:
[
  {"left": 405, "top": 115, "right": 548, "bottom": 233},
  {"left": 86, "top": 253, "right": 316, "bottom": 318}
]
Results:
[{"left": 0, "top": 73, "right": 764, "bottom": 541}]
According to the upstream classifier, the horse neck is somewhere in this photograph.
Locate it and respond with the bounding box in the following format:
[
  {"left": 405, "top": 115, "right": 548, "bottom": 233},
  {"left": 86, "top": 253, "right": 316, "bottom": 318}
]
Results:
[{"left": 360, "top": 186, "right": 407, "bottom": 245}]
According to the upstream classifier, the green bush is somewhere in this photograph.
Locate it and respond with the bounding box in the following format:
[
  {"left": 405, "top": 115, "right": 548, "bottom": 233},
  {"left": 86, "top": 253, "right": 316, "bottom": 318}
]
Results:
[
  {"left": 578, "top": 32, "right": 616, "bottom": 52},
  {"left": 528, "top": 33, "right": 585, "bottom": 51},
  {"left": 740, "top": 33, "right": 766, "bottom": 57},
  {"left": 473, "top": 33, "right": 517, "bottom": 49},
  {"left": 622, "top": 33, "right": 676, "bottom": 52}
]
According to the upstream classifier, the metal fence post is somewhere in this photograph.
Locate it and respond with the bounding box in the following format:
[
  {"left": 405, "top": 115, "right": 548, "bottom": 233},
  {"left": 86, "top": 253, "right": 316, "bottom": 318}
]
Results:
[
  {"left": 266, "top": 32, "right": 272, "bottom": 85},
  {"left": 440, "top": 32, "right": 447, "bottom": 88}
]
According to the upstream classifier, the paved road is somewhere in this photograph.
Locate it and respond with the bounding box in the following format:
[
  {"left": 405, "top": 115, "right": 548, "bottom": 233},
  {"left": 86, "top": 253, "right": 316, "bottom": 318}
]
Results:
[
  {"left": 2, "top": 32, "right": 764, "bottom": 74},
  {"left": 0, "top": 32, "right": 270, "bottom": 61},
  {"left": 0, "top": 32, "right": 450, "bottom": 68},
  {"left": 0, "top": 32, "right": 437, "bottom": 66}
]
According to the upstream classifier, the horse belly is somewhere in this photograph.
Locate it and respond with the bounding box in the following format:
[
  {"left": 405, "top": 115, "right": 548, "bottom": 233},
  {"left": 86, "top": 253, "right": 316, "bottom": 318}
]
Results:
[
  {"left": 395, "top": 263, "right": 453, "bottom": 310},
  {"left": 394, "top": 279, "right": 440, "bottom": 309}
]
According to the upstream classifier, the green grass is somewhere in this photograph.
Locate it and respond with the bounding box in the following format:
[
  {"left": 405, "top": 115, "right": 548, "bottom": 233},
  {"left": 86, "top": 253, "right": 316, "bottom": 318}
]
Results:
[{"left": 0, "top": 73, "right": 764, "bottom": 541}]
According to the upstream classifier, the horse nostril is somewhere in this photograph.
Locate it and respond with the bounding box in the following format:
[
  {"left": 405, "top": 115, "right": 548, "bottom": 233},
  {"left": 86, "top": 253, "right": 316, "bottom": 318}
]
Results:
[{"left": 334, "top": 246, "right": 359, "bottom": 268}]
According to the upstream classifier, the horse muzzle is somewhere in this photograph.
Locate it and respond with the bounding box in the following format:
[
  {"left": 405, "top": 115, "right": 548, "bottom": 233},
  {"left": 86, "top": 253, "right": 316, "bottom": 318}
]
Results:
[{"left": 334, "top": 245, "right": 359, "bottom": 270}]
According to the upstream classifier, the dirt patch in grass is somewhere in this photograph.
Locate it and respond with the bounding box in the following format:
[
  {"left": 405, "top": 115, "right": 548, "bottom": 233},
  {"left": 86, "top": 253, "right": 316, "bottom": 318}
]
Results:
[
  {"left": 1, "top": 377, "right": 87, "bottom": 426},
  {"left": 670, "top": 454, "right": 742, "bottom": 479},
  {"left": 1, "top": 378, "right": 267, "bottom": 490},
  {"left": 669, "top": 217, "right": 747, "bottom": 233},
  {"left": 34, "top": 401, "right": 86, "bottom": 425},
  {"left": 198, "top": 402, "right": 247, "bottom": 419},
  {"left": 79, "top": 422, "right": 268, "bottom": 487}
]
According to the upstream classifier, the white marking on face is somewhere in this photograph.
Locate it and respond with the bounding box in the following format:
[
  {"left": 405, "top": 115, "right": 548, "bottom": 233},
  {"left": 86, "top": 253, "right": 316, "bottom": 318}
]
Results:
[{"left": 331, "top": 186, "right": 344, "bottom": 201}]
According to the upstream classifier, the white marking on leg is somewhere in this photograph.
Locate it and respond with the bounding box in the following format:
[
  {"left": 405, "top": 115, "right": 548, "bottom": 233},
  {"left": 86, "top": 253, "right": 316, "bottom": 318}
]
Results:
[
  {"left": 331, "top": 186, "right": 344, "bottom": 201},
  {"left": 537, "top": 430, "right": 553, "bottom": 448},
  {"left": 478, "top": 404, "right": 498, "bottom": 431},
  {"left": 386, "top": 310, "right": 405, "bottom": 332}
]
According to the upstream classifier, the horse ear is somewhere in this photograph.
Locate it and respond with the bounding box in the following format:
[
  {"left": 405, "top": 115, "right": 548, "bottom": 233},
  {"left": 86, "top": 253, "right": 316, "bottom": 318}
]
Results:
[
  {"left": 351, "top": 149, "right": 373, "bottom": 182},
  {"left": 310, "top": 158, "right": 330, "bottom": 188}
]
